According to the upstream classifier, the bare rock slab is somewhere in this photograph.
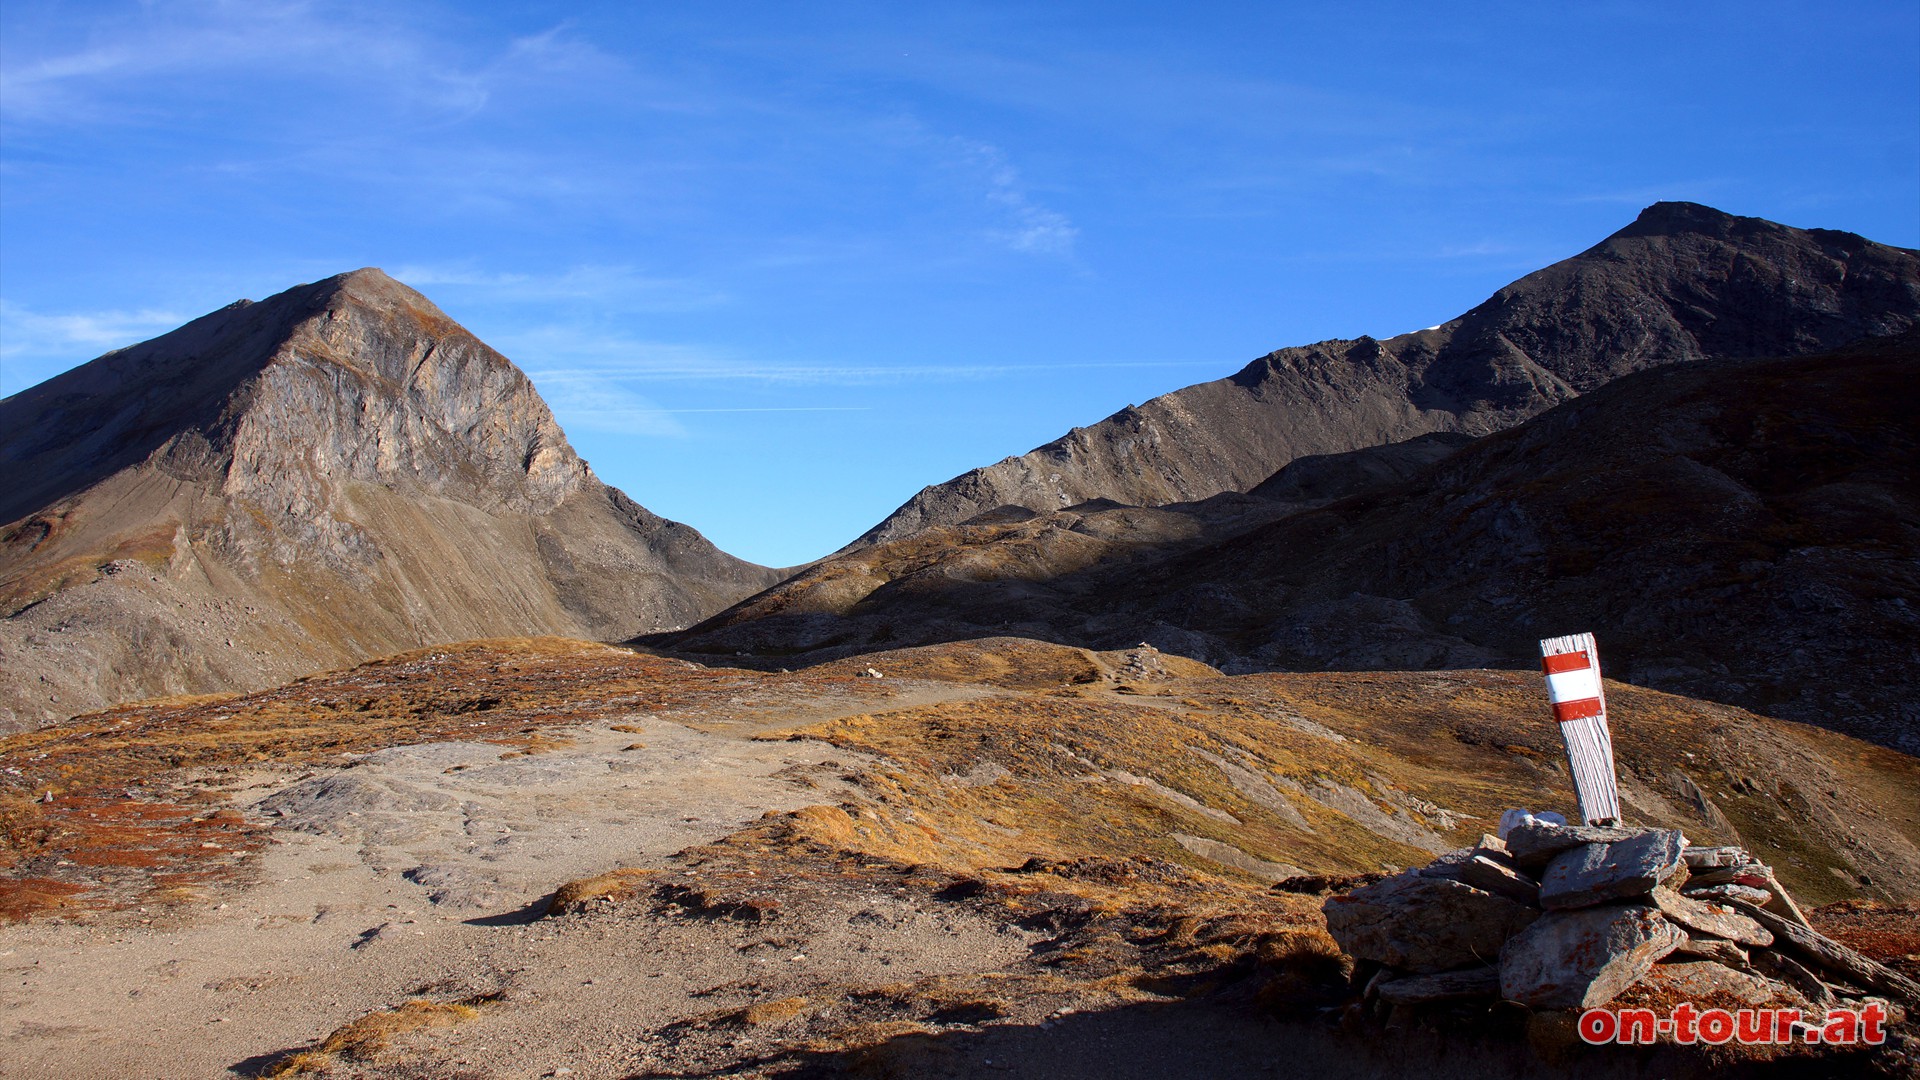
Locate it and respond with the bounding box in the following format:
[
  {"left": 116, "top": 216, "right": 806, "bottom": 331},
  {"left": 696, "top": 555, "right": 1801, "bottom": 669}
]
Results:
[
  {"left": 1459, "top": 854, "right": 1542, "bottom": 907},
  {"left": 1505, "top": 822, "right": 1643, "bottom": 868},
  {"left": 1753, "top": 950, "right": 1835, "bottom": 1009},
  {"left": 1683, "top": 883, "right": 1773, "bottom": 906},
  {"left": 1650, "top": 886, "right": 1772, "bottom": 947},
  {"left": 1539, "top": 829, "right": 1686, "bottom": 910},
  {"left": 1685, "top": 864, "right": 1772, "bottom": 888},
  {"left": 1730, "top": 900, "right": 1920, "bottom": 1007},
  {"left": 1640, "top": 961, "right": 1788, "bottom": 1007},
  {"left": 1324, "top": 872, "right": 1540, "bottom": 974},
  {"left": 1683, "top": 845, "right": 1749, "bottom": 869},
  {"left": 1500, "top": 904, "right": 1685, "bottom": 1009},
  {"left": 1376, "top": 966, "right": 1501, "bottom": 1005},
  {"left": 1672, "top": 934, "right": 1750, "bottom": 967}
]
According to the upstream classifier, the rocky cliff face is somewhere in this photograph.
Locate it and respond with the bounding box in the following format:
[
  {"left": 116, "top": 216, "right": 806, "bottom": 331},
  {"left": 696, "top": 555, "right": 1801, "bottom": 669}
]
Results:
[
  {"left": 852, "top": 203, "right": 1920, "bottom": 548},
  {"left": 0, "top": 270, "right": 779, "bottom": 730}
]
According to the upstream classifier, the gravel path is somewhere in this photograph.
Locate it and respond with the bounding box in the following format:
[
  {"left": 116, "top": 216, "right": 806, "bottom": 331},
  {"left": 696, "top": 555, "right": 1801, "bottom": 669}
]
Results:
[{"left": 0, "top": 684, "right": 982, "bottom": 1079}]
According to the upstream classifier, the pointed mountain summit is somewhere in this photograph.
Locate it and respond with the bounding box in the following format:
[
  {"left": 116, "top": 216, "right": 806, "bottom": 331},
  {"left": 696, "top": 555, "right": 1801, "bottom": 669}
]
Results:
[
  {"left": 0, "top": 270, "right": 779, "bottom": 730},
  {"left": 853, "top": 203, "right": 1920, "bottom": 547}
]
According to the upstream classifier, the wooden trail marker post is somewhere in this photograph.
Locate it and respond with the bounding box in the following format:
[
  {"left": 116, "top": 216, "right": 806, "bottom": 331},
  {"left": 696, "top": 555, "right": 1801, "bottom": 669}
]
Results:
[{"left": 1539, "top": 632, "right": 1621, "bottom": 826}]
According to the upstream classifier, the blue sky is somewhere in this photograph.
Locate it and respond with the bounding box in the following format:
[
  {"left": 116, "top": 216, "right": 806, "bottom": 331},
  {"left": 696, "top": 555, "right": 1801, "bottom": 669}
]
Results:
[{"left": 3, "top": 2, "right": 1917, "bottom": 566}]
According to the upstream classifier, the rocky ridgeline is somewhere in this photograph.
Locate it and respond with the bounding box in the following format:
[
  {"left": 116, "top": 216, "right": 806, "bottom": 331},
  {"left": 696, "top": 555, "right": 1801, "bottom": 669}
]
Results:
[
  {"left": 1322, "top": 821, "right": 1920, "bottom": 1032},
  {"left": 851, "top": 202, "right": 1920, "bottom": 549}
]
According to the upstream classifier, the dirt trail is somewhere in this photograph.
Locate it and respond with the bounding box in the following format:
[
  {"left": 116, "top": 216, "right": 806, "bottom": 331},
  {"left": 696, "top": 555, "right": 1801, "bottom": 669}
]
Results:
[{"left": 0, "top": 680, "right": 986, "bottom": 1079}]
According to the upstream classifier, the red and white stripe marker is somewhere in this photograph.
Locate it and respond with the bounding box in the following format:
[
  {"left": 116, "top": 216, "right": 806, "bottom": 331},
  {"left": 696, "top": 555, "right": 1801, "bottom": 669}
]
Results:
[{"left": 1540, "top": 632, "right": 1621, "bottom": 826}]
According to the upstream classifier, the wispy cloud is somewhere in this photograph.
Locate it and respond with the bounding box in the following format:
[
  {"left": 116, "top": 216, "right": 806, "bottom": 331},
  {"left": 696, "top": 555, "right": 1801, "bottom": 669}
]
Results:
[
  {"left": 950, "top": 138, "right": 1079, "bottom": 257},
  {"left": 1558, "top": 181, "right": 1732, "bottom": 207},
  {"left": 0, "top": 302, "right": 189, "bottom": 394},
  {"left": 388, "top": 262, "right": 729, "bottom": 311},
  {"left": 1434, "top": 240, "right": 1522, "bottom": 258},
  {"left": 1, "top": 1, "right": 490, "bottom": 127},
  {"left": 529, "top": 369, "right": 687, "bottom": 438},
  {"left": 500, "top": 323, "right": 1217, "bottom": 395},
  {"left": 0, "top": 300, "right": 186, "bottom": 368}
]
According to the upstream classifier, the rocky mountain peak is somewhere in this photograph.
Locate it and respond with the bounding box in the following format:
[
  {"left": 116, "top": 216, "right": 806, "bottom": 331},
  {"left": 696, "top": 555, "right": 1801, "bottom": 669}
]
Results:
[
  {"left": 237, "top": 267, "right": 589, "bottom": 516},
  {"left": 2, "top": 269, "right": 589, "bottom": 533},
  {"left": 1, "top": 273, "right": 779, "bottom": 729},
  {"left": 1617, "top": 199, "right": 1747, "bottom": 236},
  {"left": 849, "top": 204, "right": 1920, "bottom": 548}
]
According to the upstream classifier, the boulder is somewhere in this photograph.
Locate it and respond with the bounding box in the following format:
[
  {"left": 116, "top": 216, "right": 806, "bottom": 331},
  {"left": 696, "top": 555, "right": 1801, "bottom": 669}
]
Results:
[
  {"left": 1638, "top": 961, "right": 1788, "bottom": 1007},
  {"left": 1459, "top": 854, "right": 1542, "bottom": 907},
  {"left": 1684, "top": 864, "right": 1772, "bottom": 889},
  {"left": 1376, "top": 966, "right": 1501, "bottom": 1005},
  {"left": 1496, "top": 809, "right": 1566, "bottom": 839},
  {"left": 1504, "top": 822, "right": 1643, "bottom": 868},
  {"left": 1416, "top": 848, "right": 1475, "bottom": 881},
  {"left": 1671, "top": 934, "right": 1750, "bottom": 967},
  {"left": 1649, "top": 886, "right": 1773, "bottom": 947},
  {"left": 1729, "top": 899, "right": 1920, "bottom": 1007},
  {"left": 1499, "top": 904, "right": 1685, "bottom": 1009},
  {"left": 1324, "top": 872, "right": 1540, "bottom": 974},
  {"left": 1683, "top": 845, "right": 1749, "bottom": 869},
  {"left": 1682, "top": 883, "right": 1773, "bottom": 907},
  {"left": 1538, "top": 830, "right": 1686, "bottom": 910}
]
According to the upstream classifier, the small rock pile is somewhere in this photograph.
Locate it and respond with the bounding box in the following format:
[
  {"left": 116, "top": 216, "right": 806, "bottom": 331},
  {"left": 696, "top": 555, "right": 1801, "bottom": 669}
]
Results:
[
  {"left": 1113, "top": 645, "right": 1171, "bottom": 683},
  {"left": 1322, "top": 821, "right": 1920, "bottom": 1029}
]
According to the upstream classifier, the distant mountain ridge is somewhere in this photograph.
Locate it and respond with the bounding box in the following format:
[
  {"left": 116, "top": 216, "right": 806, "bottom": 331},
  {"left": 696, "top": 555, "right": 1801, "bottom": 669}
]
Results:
[
  {"left": 852, "top": 202, "right": 1920, "bottom": 548},
  {"left": 0, "top": 269, "right": 778, "bottom": 730},
  {"left": 662, "top": 332, "right": 1920, "bottom": 754}
]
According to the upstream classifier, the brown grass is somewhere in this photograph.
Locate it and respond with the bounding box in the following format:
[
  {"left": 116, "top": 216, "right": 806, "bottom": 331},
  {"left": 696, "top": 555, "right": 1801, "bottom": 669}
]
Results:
[
  {"left": 264, "top": 994, "right": 499, "bottom": 1075},
  {"left": 735, "top": 995, "right": 813, "bottom": 1026},
  {"left": 809, "top": 638, "right": 1112, "bottom": 689},
  {"left": 750, "top": 689, "right": 1456, "bottom": 885},
  {"left": 0, "top": 796, "right": 263, "bottom": 924},
  {"left": 0, "top": 521, "right": 178, "bottom": 614},
  {"left": 6, "top": 633, "right": 1911, "bottom": 944},
  {"left": 494, "top": 733, "right": 575, "bottom": 759},
  {"left": 545, "top": 867, "right": 659, "bottom": 916},
  {"left": 0, "top": 636, "right": 896, "bottom": 921}
]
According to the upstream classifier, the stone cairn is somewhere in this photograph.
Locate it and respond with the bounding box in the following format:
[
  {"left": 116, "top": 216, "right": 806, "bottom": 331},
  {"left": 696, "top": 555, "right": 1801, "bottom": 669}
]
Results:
[{"left": 1321, "top": 821, "right": 1920, "bottom": 1032}]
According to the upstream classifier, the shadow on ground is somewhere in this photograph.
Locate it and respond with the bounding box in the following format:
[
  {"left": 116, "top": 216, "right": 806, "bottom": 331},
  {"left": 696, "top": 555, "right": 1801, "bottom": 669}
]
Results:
[{"left": 683, "top": 997, "right": 1891, "bottom": 1080}]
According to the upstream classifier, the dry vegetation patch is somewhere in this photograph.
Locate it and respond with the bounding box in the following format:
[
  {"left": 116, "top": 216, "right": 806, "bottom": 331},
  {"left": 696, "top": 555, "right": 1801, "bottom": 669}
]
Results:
[
  {"left": 753, "top": 690, "right": 1466, "bottom": 883},
  {"left": 6, "top": 633, "right": 1916, "bottom": 1076},
  {"left": 0, "top": 636, "right": 891, "bottom": 921},
  {"left": 521, "top": 645, "right": 1919, "bottom": 1075},
  {"left": 1812, "top": 900, "right": 1920, "bottom": 982},
  {"left": 262, "top": 992, "right": 503, "bottom": 1076}
]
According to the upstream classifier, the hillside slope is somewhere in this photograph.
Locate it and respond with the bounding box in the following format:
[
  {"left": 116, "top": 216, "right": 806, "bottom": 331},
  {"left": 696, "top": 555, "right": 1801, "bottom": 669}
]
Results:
[
  {"left": 0, "top": 270, "right": 778, "bottom": 730},
  {"left": 854, "top": 202, "right": 1920, "bottom": 547},
  {"left": 4, "top": 636, "right": 1916, "bottom": 1076},
  {"left": 663, "top": 334, "right": 1920, "bottom": 753}
]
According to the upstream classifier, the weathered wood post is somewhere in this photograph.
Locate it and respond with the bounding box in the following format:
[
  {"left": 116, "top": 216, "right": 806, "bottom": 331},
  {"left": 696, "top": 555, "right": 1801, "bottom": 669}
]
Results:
[{"left": 1539, "top": 632, "right": 1621, "bottom": 826}]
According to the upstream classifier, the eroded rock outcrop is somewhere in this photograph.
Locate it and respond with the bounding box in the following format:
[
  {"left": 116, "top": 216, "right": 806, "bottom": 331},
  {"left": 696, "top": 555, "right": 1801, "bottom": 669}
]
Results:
[{"left": 0, "top": 270, "right": 779, "bottom": 729}]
